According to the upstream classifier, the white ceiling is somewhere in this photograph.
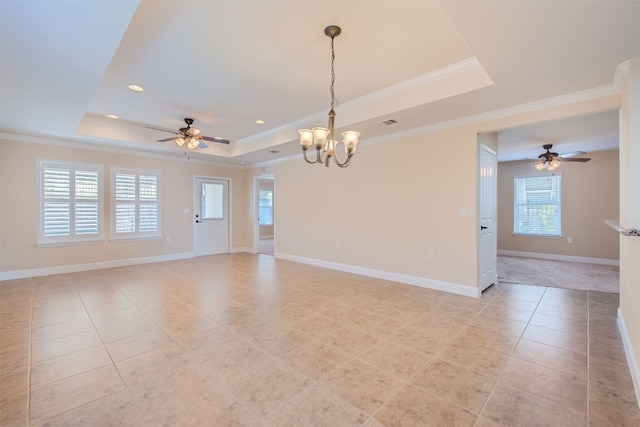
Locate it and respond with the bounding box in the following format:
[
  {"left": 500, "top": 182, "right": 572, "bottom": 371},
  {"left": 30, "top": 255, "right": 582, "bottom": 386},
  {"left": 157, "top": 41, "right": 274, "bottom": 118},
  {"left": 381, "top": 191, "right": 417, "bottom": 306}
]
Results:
[{"left": 1, "top": 1, "right": 639, "bottom": 165}]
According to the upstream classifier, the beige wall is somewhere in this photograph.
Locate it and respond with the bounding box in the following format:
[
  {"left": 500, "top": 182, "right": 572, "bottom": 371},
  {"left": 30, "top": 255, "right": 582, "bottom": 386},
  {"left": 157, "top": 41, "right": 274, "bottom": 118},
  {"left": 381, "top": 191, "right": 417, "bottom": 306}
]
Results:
[
  {"left": 497, "top": 149, "right": 620, "bottom": 261},
  {"left": 619, "top": 58, "right": 640, "bottom": 397},
  {"left": 0, "top": 138, "right": 251, "bottom": 276}
]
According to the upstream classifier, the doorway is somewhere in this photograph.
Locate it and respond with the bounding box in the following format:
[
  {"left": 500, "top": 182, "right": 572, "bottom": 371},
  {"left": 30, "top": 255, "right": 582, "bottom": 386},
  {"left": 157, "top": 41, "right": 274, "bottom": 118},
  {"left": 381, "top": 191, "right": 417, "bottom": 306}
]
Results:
[
  {"left": 194, "top": 177, "right": 230, "bottom": 256},
  {"left": 255, "top": 175, "right": 275, "bottom": 256}
]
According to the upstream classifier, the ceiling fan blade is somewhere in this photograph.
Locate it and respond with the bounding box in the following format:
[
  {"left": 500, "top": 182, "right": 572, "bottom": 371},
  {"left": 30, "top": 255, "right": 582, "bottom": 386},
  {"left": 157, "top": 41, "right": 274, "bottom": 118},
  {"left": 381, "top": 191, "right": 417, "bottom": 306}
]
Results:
[
  {"left": 157, "top": 137, "right": 176, "bottom": 142},
  {"left": 560, "top": 150, "right": 587, "bottom": 158},
  {"left": 198, "top": 141, "right": 209, "bottom": 149},
  {"left": 201, "top": 136, "right": 230, "bottom": 144},
  {"left": 145, "top": 126, "right": 178, "bottom": 135},
  {"left": 509, "top": 162, "right": 535, "bottom": 168},
  {"left": 562, "top": 157, "right": 591, "bottom": 162}
]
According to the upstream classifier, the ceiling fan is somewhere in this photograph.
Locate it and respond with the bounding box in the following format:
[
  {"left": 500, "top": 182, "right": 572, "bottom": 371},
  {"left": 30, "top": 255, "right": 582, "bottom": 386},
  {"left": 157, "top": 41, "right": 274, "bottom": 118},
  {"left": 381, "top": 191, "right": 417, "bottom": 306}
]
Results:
[
  {"left": 147, "top": 118, "right": 229, "bottom": 150},
  {"left": 512, "top": 144, "right": 591, "bottom": 170}
]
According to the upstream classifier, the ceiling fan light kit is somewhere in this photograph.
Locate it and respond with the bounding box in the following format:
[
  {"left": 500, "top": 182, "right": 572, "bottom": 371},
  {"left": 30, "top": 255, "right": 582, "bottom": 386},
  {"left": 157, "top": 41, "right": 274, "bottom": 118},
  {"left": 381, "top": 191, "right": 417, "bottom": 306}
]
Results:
[
  {"left": 532, "top": 143, "right": 590, "bottom": 171},
  {"left": 149, "top": 117, "right": 230, "bottom": 150},
  {"left": 298, "top": 25, "right": 360, "bottom": 168}
]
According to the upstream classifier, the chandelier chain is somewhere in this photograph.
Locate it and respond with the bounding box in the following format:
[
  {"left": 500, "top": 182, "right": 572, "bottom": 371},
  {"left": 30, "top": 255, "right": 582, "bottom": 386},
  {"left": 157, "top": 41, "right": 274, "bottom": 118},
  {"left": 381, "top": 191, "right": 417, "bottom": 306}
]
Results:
[{"left": 330, "top": 36, "right": 336, "bottom": 111}]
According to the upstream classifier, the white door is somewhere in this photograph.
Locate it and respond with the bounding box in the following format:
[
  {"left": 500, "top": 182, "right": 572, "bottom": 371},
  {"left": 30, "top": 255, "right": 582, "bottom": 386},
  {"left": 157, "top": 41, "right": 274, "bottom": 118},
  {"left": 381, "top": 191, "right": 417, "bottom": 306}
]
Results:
[
  {"left": 479, "top": 146, "right": 497, "bottom": 291},
  {"left": 194, "top": 177, "right": 229, "bottom": 256}
]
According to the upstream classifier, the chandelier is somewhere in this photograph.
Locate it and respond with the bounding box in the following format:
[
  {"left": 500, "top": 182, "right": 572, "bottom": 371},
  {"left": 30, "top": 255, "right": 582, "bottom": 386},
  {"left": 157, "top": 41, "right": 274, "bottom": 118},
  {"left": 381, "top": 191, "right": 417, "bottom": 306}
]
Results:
[{"left": 298, "top": 26, "right": 360, "bottom": 168}]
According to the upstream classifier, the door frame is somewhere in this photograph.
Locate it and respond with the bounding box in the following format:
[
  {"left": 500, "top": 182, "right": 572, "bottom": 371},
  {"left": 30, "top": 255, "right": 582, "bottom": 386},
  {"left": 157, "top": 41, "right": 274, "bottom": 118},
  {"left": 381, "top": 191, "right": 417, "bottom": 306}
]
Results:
[
  {"left": 193, "top": 175, "right": 232, "bottom": 255},
  {"left": 254, "top": 174, "right": 275, "bottom": 254}
]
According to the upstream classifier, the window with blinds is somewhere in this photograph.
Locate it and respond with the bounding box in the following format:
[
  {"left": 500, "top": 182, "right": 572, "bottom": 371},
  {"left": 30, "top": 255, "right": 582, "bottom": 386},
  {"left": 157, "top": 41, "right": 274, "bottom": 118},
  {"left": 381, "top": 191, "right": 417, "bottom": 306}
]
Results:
[
  {"left": 513, "top": 174, "right": 562, "bottom": 237},
  {"left": 111, "top": 168, "right": 161, "bottom": 239},
  {"left": 38, "top": 160, "right": 103, "bottom": 245}
]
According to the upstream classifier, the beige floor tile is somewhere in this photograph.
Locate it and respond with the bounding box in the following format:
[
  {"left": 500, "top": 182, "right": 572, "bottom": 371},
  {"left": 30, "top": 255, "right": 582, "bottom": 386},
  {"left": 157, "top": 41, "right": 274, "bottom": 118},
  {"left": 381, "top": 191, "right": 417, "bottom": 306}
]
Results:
[
  {"left": 589, "top": 383, "right": 640, "bottom": 427},
  {"left": 247, "top": 324, "right": 311, "bottom": 357},
  {"left": 513, "top": 338, "right": 587, "bottom": 378},
  {"left": 31, "top": 307, "right": 90, "bottom": 328},
  {"left": 359, "top": 339, "right": 431, "bottom": 380},
  {"left": 281, "top": 340, "right": 352, "bottom": 381},
  {"left": 482, "top": 382, "right": 586, "bottom": 427},
  {"left": 522, "top": 323, "right": 587, "bottom": 354},
  {"left": 479, "top": 303, "right": 534, "bottom": 323},
  {"left": 1, "top": 256, "right": 638, "bottom": 426},
  {"left": 31, "top": 345, "right": 112, "bottom": 387},
  {"left": 105, "top": 328, "right": 173, "bottom": 361},
  {"left": 31, "top": 330, "right": 103, "bottom": 363},
  {"left": 0, "top": 390, "right": 28, "bottom": 427},
  {"left": 30, "top": 364, "right": 126, "bottom": 424},
  {"left": 0, "top": 364, "right": 29, "bottom": 395},
  {"left": 321, "top": 359, "right": 403, "bottom": 415},
  {"left": 589, "top": 354, "right": 637, "bottom": 392},
  {"left": 180, "top": 388, "right": 258, "bottom": 426},
  {"left": 500, "top": 357, "right": 587, "bottom": 413},
  {"left": 262, "top": 384, "right": 367, "bottom": 427},
  {"left": 411, "top": 358, "right": 497, "bottom": 415},
  {"left": 230, "top": 359, "right": 312, "bottom": 417},
  {"left": 535, "top": 302, "right": 588, "bottom": 320},
  {"left": 384, "top": 324, "right": 448, "bottom": 355},
  {"left": 452, "top": 324, "right": 520, "bottom": 354},
  {"left": 438, "top": 340, "right": 509, "bottom": 377},
  {"left": 472, "top": 315, "right": 528, "bottom": 336},
  {"left": 374, "top": 383, "right": 477, "bottom": 427},
  {"left": 32, "top": 390, "right": 144, "bottom": 427},
  {"left": 128, "top": 371, "right": 219, "bottom": 425},
  {"left": 31, "top": 317, "right": 95, "bottom": 343},
  {"left": 98, "top": 316, "right": 158, "bottom": 343},
  {"left": 89, "top": 307, "right": 147, "bottom": 329},
  {"left": 528, "top": 311, "right": 587, "bottom": 334},
  {"left": 318, "top": 324, "right": 385, "bottom": 357}
]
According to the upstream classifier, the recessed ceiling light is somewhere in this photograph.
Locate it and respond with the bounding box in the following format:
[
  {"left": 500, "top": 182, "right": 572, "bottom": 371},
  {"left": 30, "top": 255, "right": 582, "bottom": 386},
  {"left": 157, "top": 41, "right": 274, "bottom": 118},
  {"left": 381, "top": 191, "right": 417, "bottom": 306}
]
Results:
[
  {"left": 255, "top": 120, "right": 265, "bottom": 125},
  {"left": 106, "top": 114, "right": 119, "bottom": 119},
  {"left": 128, "top": 84, "right": 144, "bottom": 92}
]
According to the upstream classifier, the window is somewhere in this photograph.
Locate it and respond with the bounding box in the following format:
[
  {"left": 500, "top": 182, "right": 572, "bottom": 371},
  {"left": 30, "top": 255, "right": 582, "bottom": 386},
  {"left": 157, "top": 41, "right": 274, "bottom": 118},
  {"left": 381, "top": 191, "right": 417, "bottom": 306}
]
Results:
[
  {"left": 201, "top": 182, "right": 225, "bottom": 220},
  {"left": 38, "top": 160, "right": 103, "bottom": 245},
  {"left": 111, "top": 168, "right": 161, "bottom": 240},
  {"left": 258, "top": 189, "right": 273, "bottom": 225},
  {"left": 513, "top": 174, "right": 562, "bottom": 237}
]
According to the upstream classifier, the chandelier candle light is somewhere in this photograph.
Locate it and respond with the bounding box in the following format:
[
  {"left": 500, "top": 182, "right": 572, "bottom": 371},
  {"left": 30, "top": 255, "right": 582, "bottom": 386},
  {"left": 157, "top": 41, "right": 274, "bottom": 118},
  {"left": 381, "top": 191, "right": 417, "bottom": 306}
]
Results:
[{"left": 298, "top": 25, "right": 360, "bottom": 168}]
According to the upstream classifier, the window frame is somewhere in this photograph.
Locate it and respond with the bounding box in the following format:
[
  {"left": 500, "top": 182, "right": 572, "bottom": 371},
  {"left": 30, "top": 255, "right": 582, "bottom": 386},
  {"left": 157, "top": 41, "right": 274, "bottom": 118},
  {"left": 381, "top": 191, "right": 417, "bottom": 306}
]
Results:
[
  {"left": 513, "top": 173, "right": 562, "bottom": 238},
  {"left": 37, "top": 160, "right": 104, "bottom": 246},
  {"left": 110, "top": 167, "right": 162, "bottom": 241}
]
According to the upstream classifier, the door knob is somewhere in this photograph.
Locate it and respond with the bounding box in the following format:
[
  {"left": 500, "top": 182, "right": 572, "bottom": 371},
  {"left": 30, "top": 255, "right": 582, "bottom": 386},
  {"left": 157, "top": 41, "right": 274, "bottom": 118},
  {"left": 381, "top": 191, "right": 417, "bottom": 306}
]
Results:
[{"left": 481, "top": 225, "right": 488, "bottom": 230}]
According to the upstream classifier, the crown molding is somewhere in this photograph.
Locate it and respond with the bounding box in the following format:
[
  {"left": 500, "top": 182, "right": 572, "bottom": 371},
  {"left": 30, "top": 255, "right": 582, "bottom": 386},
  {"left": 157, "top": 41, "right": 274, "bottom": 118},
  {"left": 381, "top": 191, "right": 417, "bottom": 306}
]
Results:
[{"left": 360, "top": 61, "right": 628, "bottom": 149}]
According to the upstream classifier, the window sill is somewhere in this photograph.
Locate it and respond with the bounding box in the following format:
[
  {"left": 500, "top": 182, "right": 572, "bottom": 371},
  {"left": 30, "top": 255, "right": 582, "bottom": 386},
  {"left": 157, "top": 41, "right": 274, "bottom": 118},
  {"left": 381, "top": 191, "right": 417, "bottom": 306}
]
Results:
[
  {"left": 512, "top": 233, "right": 562, "bottom": 239},
  {"left": 109, "top": 236, "right": 162, "bottom": 242},
  {"left": 35, "top": 239, "right": 104, "bottom": 247}
]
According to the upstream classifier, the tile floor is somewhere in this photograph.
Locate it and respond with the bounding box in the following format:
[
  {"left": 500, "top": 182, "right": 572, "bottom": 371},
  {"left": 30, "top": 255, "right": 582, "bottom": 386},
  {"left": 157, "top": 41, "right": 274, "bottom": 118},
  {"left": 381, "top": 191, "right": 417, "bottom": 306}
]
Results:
[{"left": 1, "top": 253, "right": 639, "bottom": 426}]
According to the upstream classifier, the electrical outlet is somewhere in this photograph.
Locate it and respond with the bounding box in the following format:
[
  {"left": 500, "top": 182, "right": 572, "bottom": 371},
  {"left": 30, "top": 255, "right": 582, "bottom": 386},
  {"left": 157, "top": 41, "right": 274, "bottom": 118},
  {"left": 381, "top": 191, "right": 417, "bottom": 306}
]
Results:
[
  {"left": 166, "top": 236, "right": 172, "bottom": 242},
  {"left": 568, "top": 237, "right": 573, "bottom": 244},
  {"left": 428, "top": 251, "right": 435, "bottom": 261}
]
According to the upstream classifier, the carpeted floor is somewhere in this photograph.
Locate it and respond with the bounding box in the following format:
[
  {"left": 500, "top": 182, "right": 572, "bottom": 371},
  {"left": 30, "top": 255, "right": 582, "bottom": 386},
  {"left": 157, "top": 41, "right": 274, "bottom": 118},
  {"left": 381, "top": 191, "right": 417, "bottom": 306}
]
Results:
[{"left": 497, "top": 255, "right": 619, "bottom": 293}]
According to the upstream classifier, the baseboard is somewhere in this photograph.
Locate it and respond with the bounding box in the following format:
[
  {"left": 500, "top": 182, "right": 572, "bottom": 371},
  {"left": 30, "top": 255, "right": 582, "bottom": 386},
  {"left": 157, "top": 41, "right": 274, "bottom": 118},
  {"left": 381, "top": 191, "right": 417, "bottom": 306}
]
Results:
[
  {"left": 497, "top": 250, "right": 619, "bottom": 266},
  {"left": 618, "top": 308, "right": 640, "bottom": 410},
  {"left": 231, "top": 246, "right": 256, "bottom": 254},
  {"left": 275, "top": 252, "right": 480, "bottom": 298},
  {"left": 0, "top": 252, "right": 195, "bottom": 281}
]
